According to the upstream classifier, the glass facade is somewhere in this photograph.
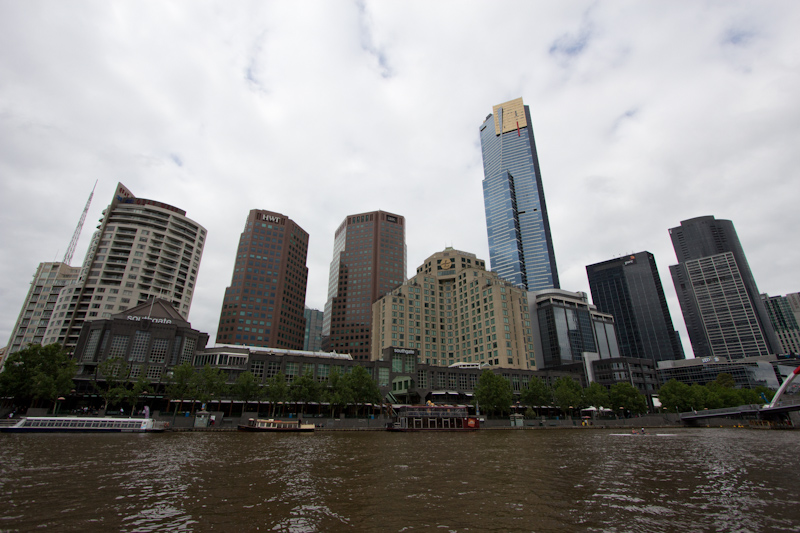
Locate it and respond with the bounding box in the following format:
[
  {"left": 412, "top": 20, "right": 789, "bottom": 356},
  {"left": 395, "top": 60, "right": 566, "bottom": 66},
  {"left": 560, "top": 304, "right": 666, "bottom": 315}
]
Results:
[
  {"left": 586, "top": 252, "right": 683, "bottom": 362},
  {"left": 480, "top": 98, "right": 559, "bottom": 292}
]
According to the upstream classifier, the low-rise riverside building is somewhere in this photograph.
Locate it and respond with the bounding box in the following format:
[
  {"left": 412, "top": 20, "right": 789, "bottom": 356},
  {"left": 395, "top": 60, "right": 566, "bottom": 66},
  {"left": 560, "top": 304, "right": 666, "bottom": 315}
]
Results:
[
  {"left": 71, "top": 298, "right": 209, "bottom": 393},
  {"left": 656, "top": 356, "right": 781, "bottom": 389},
  {"left": 370, "top": 248, "right": 536, "bottom": 370}
]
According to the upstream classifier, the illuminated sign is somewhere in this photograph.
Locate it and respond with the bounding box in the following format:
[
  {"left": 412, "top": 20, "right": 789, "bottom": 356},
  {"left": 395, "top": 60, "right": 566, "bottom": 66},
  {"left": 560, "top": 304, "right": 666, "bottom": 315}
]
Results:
[{"left": 386, "top": 215, "right": 398, "bottom": 223}]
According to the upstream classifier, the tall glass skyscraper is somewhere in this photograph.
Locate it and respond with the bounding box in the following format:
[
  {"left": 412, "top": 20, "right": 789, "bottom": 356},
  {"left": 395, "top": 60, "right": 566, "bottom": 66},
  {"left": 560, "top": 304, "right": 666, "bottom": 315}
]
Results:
[
  {"left": 480, "top": 97, "right": 559, "bottom": 292},
  {"left": 586, "top": 251, "right": 684, "bottom": 363}
]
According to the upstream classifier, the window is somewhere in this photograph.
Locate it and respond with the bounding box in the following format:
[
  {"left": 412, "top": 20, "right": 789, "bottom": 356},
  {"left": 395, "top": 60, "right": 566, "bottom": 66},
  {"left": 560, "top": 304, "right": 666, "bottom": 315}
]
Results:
[
  {"left": 149, "top": 338, "right": 169, "bottom": 364},
  {"left": 108, "top": 335, "right": 129, "bottom": 359},
  {"left": 129, "top": 331, "right": 150, "bottom": 362},
  {"left": 251, "top": 360, "right": 265, "bottom": 380}
]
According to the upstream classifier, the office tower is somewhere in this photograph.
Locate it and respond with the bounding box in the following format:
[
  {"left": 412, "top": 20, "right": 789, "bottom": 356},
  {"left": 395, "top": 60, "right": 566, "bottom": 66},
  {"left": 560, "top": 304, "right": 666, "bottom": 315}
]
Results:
[
  {"left": 6, "top": 262, "right": 81, "bottom": 357},
  {"left": 586, "top": 252, "right": 684, "bottom": 363},
  {"left": 668, "top": 216, "right": 780, "bottom": 360},
  {"left": 304, "top": 307, "right": 324, "bottom": 352},
  {"left": 42, "top": 183, "right": 206, "bottom": 351},
  {"left": 480, "top": 97, "right": 559, "bottom": 292},
  {"left": 215, "top": 210, "right": 309, "bottom": 350},
  {"left": 761, "top": 294, "right": 800, "bottom": 355},
  {"left": 323, "top": 211, "right": 406, "bottom": 361},
  {"left": 371, "top": 247, "right": 535, "bottom": 369},
  {"left": 529, "top": 289, "right": 620, "bottom": 369}
]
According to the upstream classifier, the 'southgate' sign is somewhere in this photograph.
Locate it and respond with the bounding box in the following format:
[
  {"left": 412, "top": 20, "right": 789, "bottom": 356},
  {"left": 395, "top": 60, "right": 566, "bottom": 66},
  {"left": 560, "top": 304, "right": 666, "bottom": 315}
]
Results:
[{"left": 127, "top": 316, "right": 172, "bottom": 325}]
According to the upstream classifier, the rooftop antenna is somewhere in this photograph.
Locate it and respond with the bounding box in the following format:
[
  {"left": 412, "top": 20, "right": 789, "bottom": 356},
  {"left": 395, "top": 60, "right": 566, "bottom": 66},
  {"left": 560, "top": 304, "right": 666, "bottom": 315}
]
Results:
[{"left": 63, "top": 180, "right": 98, "bottom": 266}]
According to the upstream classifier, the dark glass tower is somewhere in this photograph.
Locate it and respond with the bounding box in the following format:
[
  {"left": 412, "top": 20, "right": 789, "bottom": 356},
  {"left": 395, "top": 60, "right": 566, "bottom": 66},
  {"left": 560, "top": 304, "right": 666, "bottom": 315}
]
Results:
[
  {"left": 586, "top": 251, "right": 684, "bottom": 363},
  {"left": 323, "top": 211, "right": 406, "bottom": 360},
  {"left": 216, "top": 210, "right": 309, "bottom": 350},
  {"left": 480, "top": 97, "right": 559, "bottom": 292},
  {"left": 668, "top": 216, "right": 780, "bottom": 360}
]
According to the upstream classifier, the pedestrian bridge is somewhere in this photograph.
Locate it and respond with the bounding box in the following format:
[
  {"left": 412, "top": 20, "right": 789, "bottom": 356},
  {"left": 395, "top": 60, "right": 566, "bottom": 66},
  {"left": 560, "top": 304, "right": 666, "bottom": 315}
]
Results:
[{"left": 681, "top": 364, "right": 800, "bottom": 423}]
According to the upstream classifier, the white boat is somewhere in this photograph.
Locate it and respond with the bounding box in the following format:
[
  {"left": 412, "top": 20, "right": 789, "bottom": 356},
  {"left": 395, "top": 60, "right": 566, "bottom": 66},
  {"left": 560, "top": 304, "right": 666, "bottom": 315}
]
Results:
[{"left": 0, "top": 416, "right": 167, "bottom": 433}]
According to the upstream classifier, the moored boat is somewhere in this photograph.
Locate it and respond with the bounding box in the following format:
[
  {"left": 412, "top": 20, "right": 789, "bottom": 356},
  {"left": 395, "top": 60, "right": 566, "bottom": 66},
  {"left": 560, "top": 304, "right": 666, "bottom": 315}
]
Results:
[
  {"left": 0, "top": 416, "right": 167, "bottom": 433},
  {"left": 237, "top": 418, "right": 315, "bottom": 432},
  {"left": 387, "top": 405, "right": 480, "bottom": 431}
]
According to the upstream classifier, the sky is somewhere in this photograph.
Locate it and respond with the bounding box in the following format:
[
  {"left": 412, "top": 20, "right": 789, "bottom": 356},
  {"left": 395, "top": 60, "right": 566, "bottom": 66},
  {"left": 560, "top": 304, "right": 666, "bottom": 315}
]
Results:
[{"left": 1, "top": 1, "right": 799, "bottom": 359}]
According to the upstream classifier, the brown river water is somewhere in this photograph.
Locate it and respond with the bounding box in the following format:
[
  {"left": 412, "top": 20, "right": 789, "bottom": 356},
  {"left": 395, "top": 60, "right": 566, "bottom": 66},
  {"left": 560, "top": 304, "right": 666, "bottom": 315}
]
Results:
[{"left": 0, "top": 428, "right": 798, "bottom": 532}]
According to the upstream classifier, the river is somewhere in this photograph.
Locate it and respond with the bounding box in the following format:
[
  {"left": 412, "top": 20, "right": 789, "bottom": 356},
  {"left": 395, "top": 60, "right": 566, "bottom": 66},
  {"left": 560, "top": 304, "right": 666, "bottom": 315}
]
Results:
[{"left": 0, "top": 428, "right": 798, "bottom": 532}]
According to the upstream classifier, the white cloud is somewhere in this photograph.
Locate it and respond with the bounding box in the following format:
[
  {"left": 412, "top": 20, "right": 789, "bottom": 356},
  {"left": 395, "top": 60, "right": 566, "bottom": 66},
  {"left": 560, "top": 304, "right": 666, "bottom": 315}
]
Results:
[{"left": 1, "top": 1, "right": 799, "bottom": 359}]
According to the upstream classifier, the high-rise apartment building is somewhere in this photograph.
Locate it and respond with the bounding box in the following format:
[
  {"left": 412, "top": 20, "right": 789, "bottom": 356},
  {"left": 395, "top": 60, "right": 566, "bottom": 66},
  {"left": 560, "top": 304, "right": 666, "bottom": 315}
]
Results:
[
  {"left": 529, "top": 289, "right": 620, "bottom": 369},
  {"left": 668, "top": 216, "right": 780, "bottom": 360},
  {"left": 586, "top": 252, "right": 684, "bottom": 363},
  {"left": 304, "top": 307, "right": 324, "bottom": 352},
  {"left": 215, "top": 210, "right": 309, "bottom": 350},
  {"left": 6, "top": 262, "right": 80, "bottom": 356},
  {"left": 480, "top": 97, "right": 559, "bottom": 292},
  {"left": 371, "top": 248, "right": 535, "bottom": 369},
  {"left": 761, "top": 294, "right": 800, "bottom": 355},
  {"left": 323, "top": 211, "right": 406, "bottom": 360},
  {"left": 42, "top": 183, "right": 206, "bottom": 351}
]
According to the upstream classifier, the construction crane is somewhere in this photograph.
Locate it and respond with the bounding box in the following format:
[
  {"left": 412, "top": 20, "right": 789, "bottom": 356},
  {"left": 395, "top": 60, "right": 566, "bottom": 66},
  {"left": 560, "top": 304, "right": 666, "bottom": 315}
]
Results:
[{"left": 63, "top": 180, "right": 97, "bottom": 266}]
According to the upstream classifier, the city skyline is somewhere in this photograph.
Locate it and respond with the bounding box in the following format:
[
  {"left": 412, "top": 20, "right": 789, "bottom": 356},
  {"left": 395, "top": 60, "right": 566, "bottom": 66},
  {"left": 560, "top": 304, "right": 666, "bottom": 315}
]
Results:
[{"left": 2, "top": 3, "right": 799, "bottom": 359}]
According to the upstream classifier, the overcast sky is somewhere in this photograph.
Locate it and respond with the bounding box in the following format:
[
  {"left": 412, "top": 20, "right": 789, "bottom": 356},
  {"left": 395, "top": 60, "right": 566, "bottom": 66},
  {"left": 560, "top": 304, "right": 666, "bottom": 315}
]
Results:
[{"left": 2, "top": 1, "right": 799, "bottom": 358}]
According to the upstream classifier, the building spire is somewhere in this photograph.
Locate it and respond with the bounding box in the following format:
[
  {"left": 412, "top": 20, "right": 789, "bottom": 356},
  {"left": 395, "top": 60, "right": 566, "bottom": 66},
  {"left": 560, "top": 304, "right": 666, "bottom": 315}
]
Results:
[{"left": 63, "top": 180, "right": 97, "bottom": 266}]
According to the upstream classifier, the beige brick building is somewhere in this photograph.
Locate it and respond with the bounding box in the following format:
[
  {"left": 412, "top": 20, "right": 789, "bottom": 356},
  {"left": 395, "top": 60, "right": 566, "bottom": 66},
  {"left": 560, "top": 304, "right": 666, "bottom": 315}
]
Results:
[{"left": 371, "top": 248, "right": 536, "bottom": 370}]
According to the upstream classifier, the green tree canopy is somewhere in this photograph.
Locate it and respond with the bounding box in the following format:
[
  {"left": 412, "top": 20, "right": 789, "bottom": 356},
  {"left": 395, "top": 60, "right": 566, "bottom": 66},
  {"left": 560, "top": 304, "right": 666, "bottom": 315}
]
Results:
[
  {"left": 609, "top": 382, "right": 648, "bottom": 415},
  {"left": 325, "top": 370, "right": 353, "bottom": 418},
  {"left": 165, "top": 362, "right": 197, "bottom": 416},
  {"left": 520, "top": 376, "right": 552, "bottom": 412},
  {"left": 192, "top": 364, "right": 229, "bottom": 407},
  {"left": 0, "top": 343, "right": 76, "bottom": 408},
  {"left": 712, "top": 372, "right": 736, "bottom": 389},
  {"left": 473, "top": 370, "right": 512, "bottom": 416},
  {"left": 346, "top": 366, "right": 382, "bottom": 414},
  {"left": 289, "top": 370, "right": 322, "bottom": 404},
  {"left": 264, "top": 372, "right": 288, "bottom": 416},
  {"left": 552, "top": 376, "right": 583, "bottom": 415},
  {"left": 95, "top": 356, "right": 130, "bottom": 410},
  {"left": 583, "top": 382, "right": 611, "bottom": 410},
  {"left": 233, "top": 371, "right": 262, "bottom": 408},
  {"left": 127, "top": 370, "right": 152, "bottom": 414},
  {"left": 657, "top": 379, "right": 692, "bottom": 413}
]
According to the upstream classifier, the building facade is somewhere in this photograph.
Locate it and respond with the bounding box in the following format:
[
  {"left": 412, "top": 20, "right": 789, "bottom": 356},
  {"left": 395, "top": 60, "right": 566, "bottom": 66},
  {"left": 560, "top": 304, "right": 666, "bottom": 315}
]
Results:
[
  {"left": 668, "top": 216, "right": 779, "bottom": 360},
  {"left": 303, "top": 307, "right": 324, "bottom": 352},
  {"left": 761, "top": 294, "right": 800, "bottom": 355},
  {"left": 480, "top": 97, "right": 559, "bottom": 292},
  {"left": 323, "top": 211, "right": 407, "bottom": 361},
  {"left": 371, "top": 248, "right": 536, "bottom": 370},
  {"left": 215, "top": 210, "right": 309, "bottom": 350},
  {"left": 529, "top": 289, "right": 620, "bottom": 369},
  {"left": 586, "top": 251, "right": 684, "bottom": 363},
  {"left": 657, "top": 356, "right": 780, "bottom": 390},
  {"left": 6, "top": 262, "right": 80, "bottom": 357},
  {"left": 42, "top": 183, "right": 206, "bottom": 351},
  {"left": 71, "top": 298, "right": 210, "bottom": 392}
]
